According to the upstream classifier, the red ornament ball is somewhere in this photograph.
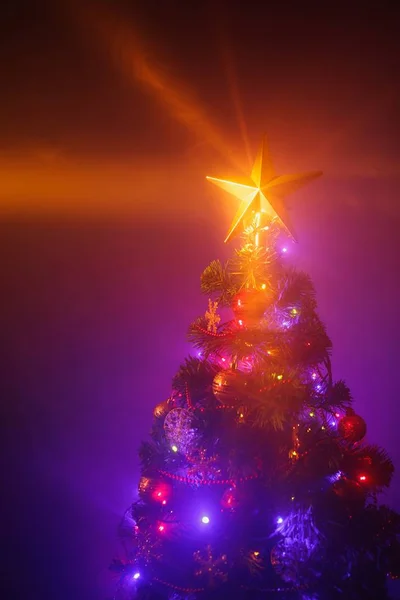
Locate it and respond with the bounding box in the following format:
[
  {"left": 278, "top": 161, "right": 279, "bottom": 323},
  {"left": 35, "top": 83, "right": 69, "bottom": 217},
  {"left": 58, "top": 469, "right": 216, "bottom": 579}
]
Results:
[
  {"left": 338, "top": 408, "right": 366, "bottom": 443},
  {"left": 212, "top": 369, "right": 246, "bottom": 405},
  {"left": 232, "top": 288, "right": 268, "bottom": 325}
]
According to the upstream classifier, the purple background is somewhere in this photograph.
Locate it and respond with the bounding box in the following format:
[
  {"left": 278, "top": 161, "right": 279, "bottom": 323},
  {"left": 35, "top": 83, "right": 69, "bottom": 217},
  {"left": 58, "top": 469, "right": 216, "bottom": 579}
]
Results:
[{"left": 1, "top": 1, "right": 400, "bottom": 598}]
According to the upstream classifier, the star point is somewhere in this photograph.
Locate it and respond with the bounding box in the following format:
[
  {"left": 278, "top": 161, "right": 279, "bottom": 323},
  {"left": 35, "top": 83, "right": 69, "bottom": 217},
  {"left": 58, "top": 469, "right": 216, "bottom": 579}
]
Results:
[{"left": 207, "top": 136, "right": 322, "bottom": 243}]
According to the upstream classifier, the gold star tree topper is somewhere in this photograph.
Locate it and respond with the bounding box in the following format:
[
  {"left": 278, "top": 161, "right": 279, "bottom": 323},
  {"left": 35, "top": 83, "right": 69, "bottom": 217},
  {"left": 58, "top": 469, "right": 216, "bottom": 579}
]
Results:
[{"left": 206, "top": 135, "right": 322, "bottom": 243}]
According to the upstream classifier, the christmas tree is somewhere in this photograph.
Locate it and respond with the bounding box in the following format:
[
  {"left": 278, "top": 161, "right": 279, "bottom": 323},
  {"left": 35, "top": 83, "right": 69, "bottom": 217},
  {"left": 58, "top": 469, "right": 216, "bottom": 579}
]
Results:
[{"left": 112, "top": 137, "right": 400, "bottom": 599}]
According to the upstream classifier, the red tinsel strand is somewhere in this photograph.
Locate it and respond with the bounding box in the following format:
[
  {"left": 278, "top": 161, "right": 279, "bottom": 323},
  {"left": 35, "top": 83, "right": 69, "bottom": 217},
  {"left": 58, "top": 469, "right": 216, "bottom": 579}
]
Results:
[
  {"left": 158, "top": 470, "right": 259, "bottom": 485},
  {"left": 194, "top": 324, "right": 230, "bottom": 338},
  {"left": 240, "top": 584, "right": 307, "bottom": 593},
  {"left": 258, "top": 379, "right": 292, "bottom": 393},
  {"left": 198, "top": 405, "right": 236, "bottom": 412},
  {"left": 185, "top": 383, "right": 192, "bottom": 409},
  {"left": 153, "top": 577, "right": 204, "bottom": 593}
]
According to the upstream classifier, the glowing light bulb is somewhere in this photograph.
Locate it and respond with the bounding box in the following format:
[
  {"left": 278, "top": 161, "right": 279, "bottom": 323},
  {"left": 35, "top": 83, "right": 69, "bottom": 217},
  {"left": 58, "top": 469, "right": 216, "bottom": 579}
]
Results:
[
  {"left": 291, "top": 308, "right": 298, "bottom": 316},
  {"left": 253, "top": 551, "right": 260, "bottom": 557},
  {"left": 277, "top": 374, "right": 283, "bottom": 380},
  {"left": 201, "top": 515, "right": 210, "bottom": 524},
  {"left": 309, "top": 411, "right": 315, "bottom": 417},
  {"left": 282, "top": 247, "right": 288, "bottom": 253},
  {"left": 277, "top": 516, "right": 284, "bottom": 524},
  {"left": 162, "top": 500, "right": 167, "bottom": 505},
  {"left": 238, "top": 319, "right": 243, "bottom": 326},
  {"left": 359, "top": 475, "right": 367, "bottom": 482},
  {"left": 291, "top": 496, "right": 295, "bottom": 501},
  {"left": 157, "top": 492, "right": 162, "bottom": 497},
  {"left": 261, "top": 283, "right": 267, "bottom": 290},
  {"left": 158, "top": 525, "right": 165, "bottom": 532},
  {"left": 171, "top": 445, "right": 178, "bottom": 453},
  {"left": 330, "top": 420, "right": 336, "bottom": 427},
  {"left": 237, "top": 299, "right": 242, "bottom": 306},
  {"left": 221, "top": 357, "right": 226, "bottom": 362},
  {"left": 311, "top": 372, "right": 317, "bottom": 380},
  {"left": 133, "top": 572, "right": 141, "bottom": 580}
]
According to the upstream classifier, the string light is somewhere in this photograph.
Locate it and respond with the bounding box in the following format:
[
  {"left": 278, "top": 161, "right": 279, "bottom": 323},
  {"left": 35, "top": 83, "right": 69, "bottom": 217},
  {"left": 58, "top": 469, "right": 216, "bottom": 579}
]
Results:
[
  {"left": 133, "top": 572, "right": 141, "bottom": 580},
  {"left": 277, "top": 516, "right": 284, "bottom": 524},
  {"left": 185, "top": 382, "right": 192, "bottom": 409},
  {"left": 201, "top": 515, "right": 210, "bottom": 524},
  {"left": 153, "top": 577, "right": 204, "bottom": 593},
  {"left": 171, "top": 445, "right": 178, "bottom": 452}
]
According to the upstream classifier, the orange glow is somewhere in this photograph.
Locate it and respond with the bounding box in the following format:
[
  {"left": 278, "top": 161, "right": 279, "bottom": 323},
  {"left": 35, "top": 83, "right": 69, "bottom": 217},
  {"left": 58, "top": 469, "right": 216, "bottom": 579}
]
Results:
[
  {"left": 70, "top": 2, "right": 236, "bottom": 164},
  {"left": 0, "top": 154, "right": 207, "bottom": 217}
]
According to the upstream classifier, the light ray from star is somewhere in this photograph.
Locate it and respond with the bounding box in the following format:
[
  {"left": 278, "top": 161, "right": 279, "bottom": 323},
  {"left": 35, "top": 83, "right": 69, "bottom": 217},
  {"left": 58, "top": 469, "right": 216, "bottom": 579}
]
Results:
[{"left": 69, "top": 1, "right": 240, "bottom": 167}]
